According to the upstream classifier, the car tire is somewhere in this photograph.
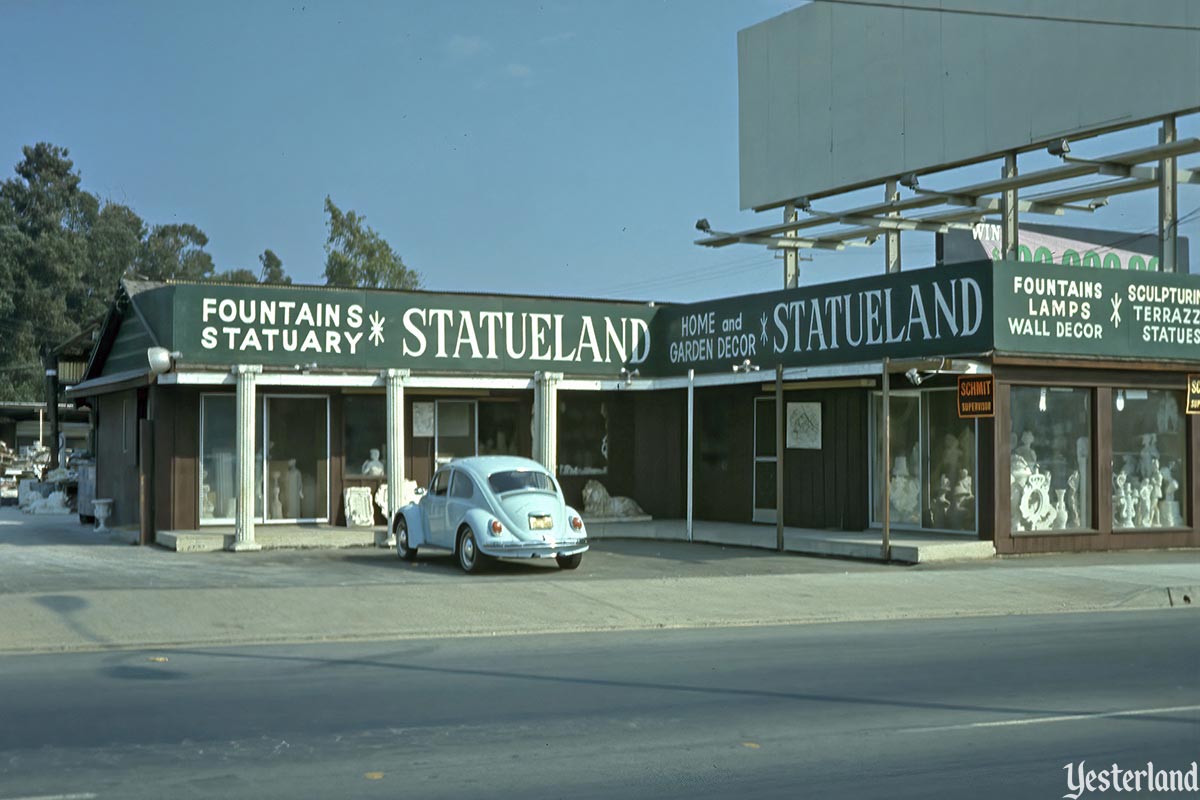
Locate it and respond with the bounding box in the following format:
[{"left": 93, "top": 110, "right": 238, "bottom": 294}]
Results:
[
  {"left": 458, "top": 527, "right": 486, "bottom": 574},
  {"left": 555, "top": 553, "right": 583, "bottom": 570},
  {"left": 396, "top": 518, "right": 417, "bottom": 562}
]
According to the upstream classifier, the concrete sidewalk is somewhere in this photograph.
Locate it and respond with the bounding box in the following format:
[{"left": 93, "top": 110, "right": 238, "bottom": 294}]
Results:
[{"left": 0, "top": 508, "right": 1197, "bottom": 654}]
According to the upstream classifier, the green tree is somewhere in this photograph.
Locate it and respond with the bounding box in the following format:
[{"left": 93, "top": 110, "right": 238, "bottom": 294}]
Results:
[
  {"left": 258, "top": 248, "right": 291, "bottom": 284},
  {"left": 322, "top": 196, "right": 419, "bottom": 290},
  {"left": 0, "top": 144, "right": 107, "bottom": 399},
  {"left": 215, "top": 268, "right": 260, "bottom": 283},
  {"left": 136, "top": 223, "right": 215, "bottom": 281}
]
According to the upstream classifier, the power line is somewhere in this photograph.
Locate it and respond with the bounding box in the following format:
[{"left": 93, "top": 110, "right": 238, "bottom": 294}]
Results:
[
  {"left": 817, "top": 0, "right": 1200, "bottom": 32},
  {"left": 597, "top": 252, "right": 776, "bottom": 295}
]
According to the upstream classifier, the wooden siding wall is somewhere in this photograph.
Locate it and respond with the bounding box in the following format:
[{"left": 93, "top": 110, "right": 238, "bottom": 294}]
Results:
[
  {"left": 992, "top": 365, "right": 1200, "bottom": 554},
  {"left": 781, "top": 388, "right": 869, "bottom": 531},
  {"left": 153, "top": 386, "right": 199, "bottom": 532},
  {"left": 693, "top": 385, "right": 756, "bottom": 523},
  {"left": 96, "top": 390, "right": 141, "bottom": 527}
]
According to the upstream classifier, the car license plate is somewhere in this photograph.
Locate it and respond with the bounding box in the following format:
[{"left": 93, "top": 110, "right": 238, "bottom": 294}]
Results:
[{"left": 529, "top": 514, "right": 553, "bottom": 530}]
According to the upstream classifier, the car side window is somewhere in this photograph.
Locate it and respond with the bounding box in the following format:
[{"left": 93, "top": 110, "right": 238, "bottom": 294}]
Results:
[
  {"left": 449, "top": 472, "right": 475, "bottom": 500},
  {"left": 431, "top": 470, "right": 450, "bottom": 497}
]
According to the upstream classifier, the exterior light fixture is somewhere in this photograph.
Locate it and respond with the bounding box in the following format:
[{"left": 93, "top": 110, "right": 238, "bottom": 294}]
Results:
[
  {"left": 695, "top": 218, "right": 712, "bottom": 233},
  {"left": 146, "top": 347, "right": 182, "bottom": 377},
  {"left": 1116, "top": 389, "right": 1126, "bottom": 411},
  {"left": 619, "top": 367, "right": 640, "bottom": 386},
  {"left": 732, "top": 359, "right": 760, "bottom": 374},
  {"left": 899, "top": 173, "right": 920, "bottom": 191},
  {"left": 905, "top": 367, "right": 926, "bottom": 386},
  {"left": 1047, "top": 138, "right": 1071, "bottom": 157},
  {"left": 1038, "top": 387, "right": 1048, "bottom": 412}
]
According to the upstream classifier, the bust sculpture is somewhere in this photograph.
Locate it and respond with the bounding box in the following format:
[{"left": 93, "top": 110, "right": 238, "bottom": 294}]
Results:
[{"left": 362, "top": 448, "right": 385, "bottom": 476}]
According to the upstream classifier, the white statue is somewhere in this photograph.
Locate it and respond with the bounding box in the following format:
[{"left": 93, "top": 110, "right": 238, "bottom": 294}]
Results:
[
  {"left": 362, "top": 448, "right": 385, "bottom": 476},
  {"left": 930, "top": 474, "right": 951, "bottom": 528},
  {"left": 284, "top": 459, "right": 303, "bottom": 518},
  {"left": 1019, "top": 469, "right": 1055, "bottom": 530},
  {"left": 200, "top": 465, "right": 215, "bottom": 518},
  {"left": 270, "top": 471, "right": 283, "bottom": 518},
  {"left": 1137, "top": 478, "right": 1155, "bottom": 528},
  {"left": 889, "top": 456, "right": 919, "bottom": 524},
  {"left": 1113, "top": 472, "right": 1130, "bottom": 528},
  {"left": 1139, "top": 433, "right": 1158, "bottom": 478},
  {"left": 581, "top": 480, "right": 645, "bottom": 518},
  {"left": 1067, "top": 470, "right": 1080, "bottom": 528},
  {"left": 1015, "top": 431, "right": 1038, "bottom": 468},
  {"left": 1160, "top": 466, "right": 1181, "bottom": 527},
  {"left": 949, "top": 468, "right": 974, "bottom": 529}
]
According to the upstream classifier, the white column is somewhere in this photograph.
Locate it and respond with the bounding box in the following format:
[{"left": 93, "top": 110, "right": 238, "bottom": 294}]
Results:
[
  {"left": 686, "top": 369, "right": 694, "bottom": 542},
  {"left": 383, "top": 368, "right": 410, "bottom": 546},
  {"left": 230, "top": 364, "right": 262, "bottom": 552},
  {"left": 532, "top": 371, "right": 562, "bottom": 474}
]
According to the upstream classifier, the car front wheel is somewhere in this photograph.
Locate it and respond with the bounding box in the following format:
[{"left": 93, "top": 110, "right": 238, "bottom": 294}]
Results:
[
  {"left": 556, "top": 553, "right": 583, "bottom": 570},
  {"left": 396, "top": 518, "right": 417, "bottom": 562},
  {"left": 458, "top": 527, "right": 487, "bottom": 574}
]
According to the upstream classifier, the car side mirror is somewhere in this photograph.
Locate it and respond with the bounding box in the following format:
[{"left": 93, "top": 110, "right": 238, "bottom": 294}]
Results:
[{"left": 415, "top": 486, "right": 426, "bottom": 496}]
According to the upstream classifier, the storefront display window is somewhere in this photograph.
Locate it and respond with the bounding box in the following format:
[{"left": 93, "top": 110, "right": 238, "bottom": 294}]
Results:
[
  {"left": 1010, "top": 386, "right": 1091, "bottom": 533},
  {"left": 871, "top": 390, "right": 977, "bottom": 532},
  {"left": 199, "top": 394, "right": 262, "bottom": 522},
  {"left": 872, "top": 394, "right": 921, "bottom": 527},
  {"left": 344, "top": 394, "right": 386, "bottom": 476},
  {"left": 479, "top": 402, "right": 521, "bottom": 456},
  {"left": 199, "top": 394, "right": 327, "bottom": 524},
  {"left": 436, "top": 400, "right": 476, "bottom": 465},
  {"left": 1111, "top": 389, "right": 1187, "bottom": 529},
  {"left": 924, "top": 391, "right": 977, "bottom": 532},
  {"left": 558, "top": 395, "right": 607, "bottom": 476}
]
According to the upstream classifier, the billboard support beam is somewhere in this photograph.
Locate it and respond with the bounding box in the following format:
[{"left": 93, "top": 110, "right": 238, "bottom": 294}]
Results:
[
  {"left": 885, "top": 181, "right": 901, "bottom": 273},
  {"left": 1160, "top": 115, "right": 1178, "bottom": 272},
  {"left": 783, "top": 203, "right": 799, "bottom": 288},
  {"left": 1001, "top": 153, "right": 1019, "bottom": 259}
]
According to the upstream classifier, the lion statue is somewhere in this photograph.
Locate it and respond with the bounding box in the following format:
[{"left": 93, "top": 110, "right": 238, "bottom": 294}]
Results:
[{"left": 581, "top": 479, "right": 645, "bottom": 518}]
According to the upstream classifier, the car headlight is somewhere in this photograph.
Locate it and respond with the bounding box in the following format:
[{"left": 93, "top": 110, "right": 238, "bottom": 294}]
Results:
[{"left": 569, "top": 515, "right": 583, "bottom": 532}]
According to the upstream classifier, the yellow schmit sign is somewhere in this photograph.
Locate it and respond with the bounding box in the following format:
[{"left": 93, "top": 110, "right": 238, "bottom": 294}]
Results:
[
  {"left": 1187, "top": 374, "right": 1200, "bottom": 415},
  {"left": 957, "top": 375, "right": 995, "bottom": 419}
]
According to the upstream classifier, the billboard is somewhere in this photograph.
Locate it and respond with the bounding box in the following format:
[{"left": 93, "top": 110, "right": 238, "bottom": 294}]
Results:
[
  {"left": 738, "top": 0, "right": 1200, "bottom": 210},
  {"left": 938, "top": 222, "right": 1191, "bottom": 273}
]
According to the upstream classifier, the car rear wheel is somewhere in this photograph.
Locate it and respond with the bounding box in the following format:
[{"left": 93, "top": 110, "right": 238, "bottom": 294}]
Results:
[
  {"left": 556, "top": 553, "right": 583, "bottom": 570},
  {"left": 458, "top": 527, "right": 486, "bottom": 574},
  {"left": 396, "top": 518, "right": 417, "bottom": 561}
]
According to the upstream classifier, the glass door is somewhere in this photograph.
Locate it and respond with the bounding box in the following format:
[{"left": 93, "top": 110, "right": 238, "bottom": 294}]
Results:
[
  {"left": 263, "top": 395, "right": 330, "bottom": 522},
  {"left": 753, "top": 397, "right": 777, "bottom": 524}
]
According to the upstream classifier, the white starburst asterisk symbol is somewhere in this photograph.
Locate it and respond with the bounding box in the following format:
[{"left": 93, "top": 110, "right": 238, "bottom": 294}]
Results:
[{"left": 369, "top": 311, "right": 386, "bottom": 346}]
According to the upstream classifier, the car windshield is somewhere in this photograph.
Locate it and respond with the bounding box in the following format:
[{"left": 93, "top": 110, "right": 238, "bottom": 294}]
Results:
[{"left": 488, "top": 469, "right": 556, "bottom": 495}]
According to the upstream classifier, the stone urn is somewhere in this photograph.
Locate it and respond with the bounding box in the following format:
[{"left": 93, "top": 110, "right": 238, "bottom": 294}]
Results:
[{"left": 93, "top": 498, "right": 113, "bottom": 532}]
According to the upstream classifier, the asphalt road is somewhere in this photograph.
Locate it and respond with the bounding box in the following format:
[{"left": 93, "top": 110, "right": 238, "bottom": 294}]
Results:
[{"left": 2, "top": 610, "right": 1197, "bottom": 799}]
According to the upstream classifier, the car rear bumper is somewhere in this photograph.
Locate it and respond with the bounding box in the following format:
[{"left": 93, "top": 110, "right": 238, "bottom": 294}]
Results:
[{"left": 479, "top": 539, "right": 589, "bottom": 559}]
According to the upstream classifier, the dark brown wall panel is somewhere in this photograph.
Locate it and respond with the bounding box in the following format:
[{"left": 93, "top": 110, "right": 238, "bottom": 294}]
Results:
[{"left": 96, "top": 390, "right": 140, "bottom": 527}]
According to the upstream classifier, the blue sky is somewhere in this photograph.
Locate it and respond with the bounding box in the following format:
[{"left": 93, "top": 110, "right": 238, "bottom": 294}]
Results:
[{"left": 2, "top": 1, "right": 1197, "bottom": 302}]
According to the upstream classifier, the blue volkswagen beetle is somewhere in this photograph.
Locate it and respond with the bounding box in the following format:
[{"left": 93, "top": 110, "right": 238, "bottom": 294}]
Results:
[{"left": 391, "top": 456, "right": 588, "bottom": 573}]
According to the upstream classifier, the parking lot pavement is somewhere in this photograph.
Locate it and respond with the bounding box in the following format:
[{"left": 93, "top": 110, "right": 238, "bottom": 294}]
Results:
[
  {"left": 2, "top": 507, "right": 1198, "bottom": 654},
  {"left": 0, "top": 508, "right": 889, "bottom": 595}
]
